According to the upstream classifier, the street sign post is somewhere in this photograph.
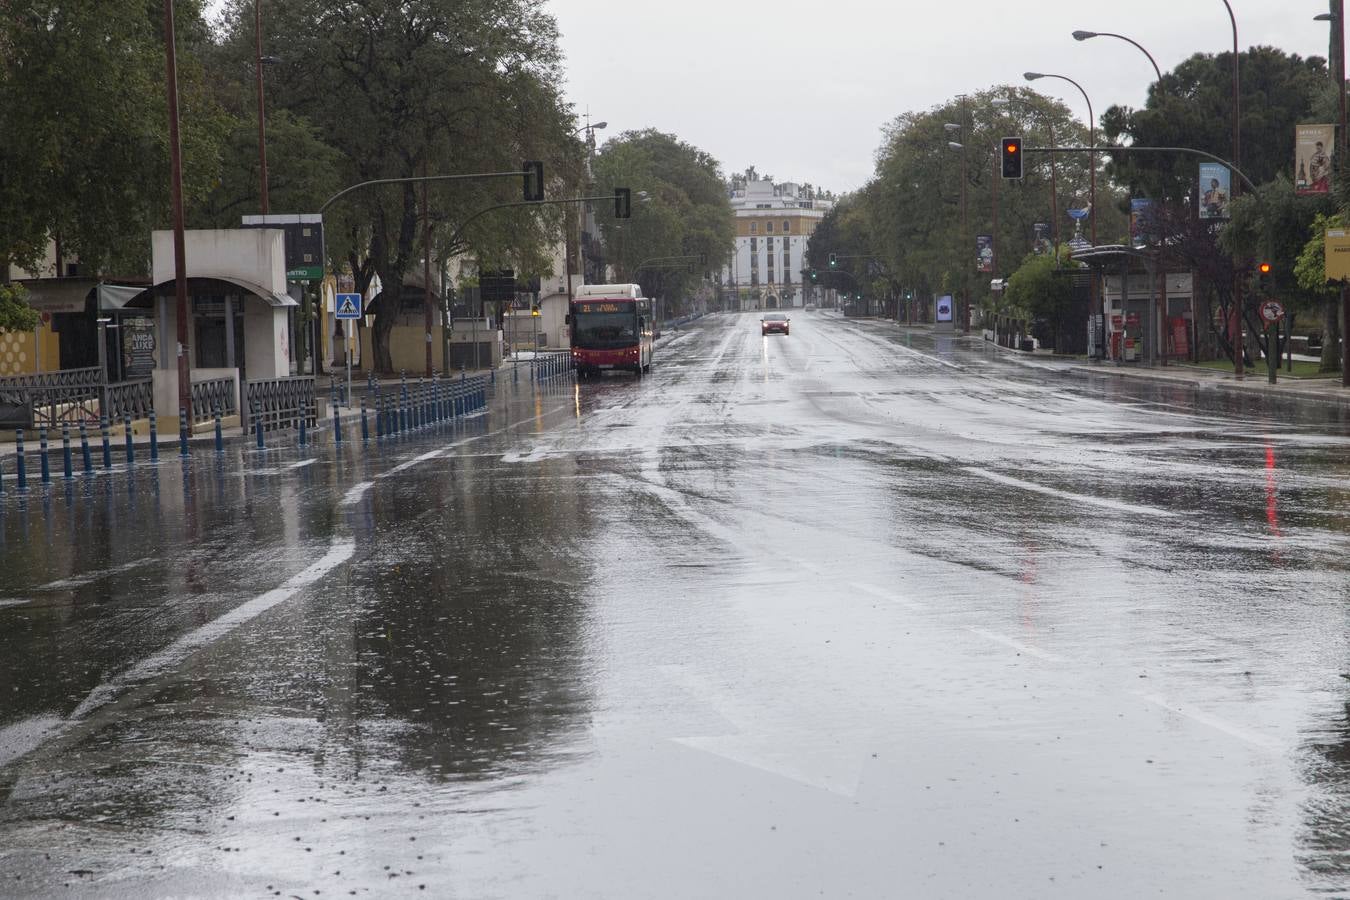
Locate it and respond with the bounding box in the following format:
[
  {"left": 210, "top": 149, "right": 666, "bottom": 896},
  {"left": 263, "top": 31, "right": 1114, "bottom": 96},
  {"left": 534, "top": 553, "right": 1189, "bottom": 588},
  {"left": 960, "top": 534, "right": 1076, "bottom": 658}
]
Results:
[
  {"left": 1258, "top": 299, "right": 1286, "bottom": 385},
  {"left": 335, "top": 293, "right": 362, "bottom": 406}
]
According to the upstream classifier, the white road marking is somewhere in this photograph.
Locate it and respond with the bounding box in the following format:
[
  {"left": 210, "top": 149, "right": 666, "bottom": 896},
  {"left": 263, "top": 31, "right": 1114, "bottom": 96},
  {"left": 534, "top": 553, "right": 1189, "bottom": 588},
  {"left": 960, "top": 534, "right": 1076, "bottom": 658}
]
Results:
[
  {"left": 285, "top": 459, "right": 318, "bottom": 470},
  {"left": 1137, "top": 693, "right": 1284, "bottom": 753},
  {"left": 847, "top": 580, "right": 926, "bottom": 611},
  {"left": 968, "top": 627, "right": 1066, "bottom": 663},
  {"left": 37, "top": 558, "right": 156, "bottom": 591},
  {"left": 70, "top": 539, "right": 357, "bottom": 720},
  {"left": 963, "top": 466, "right": 1178, "bottom": 518},
  {"left": 0, "top": 598, "right": 30, "bottom": 609},
  {"left": 381, "top": 448, "right": 447, "bottom": 477},
  {"left": 341, "top": 481, "right": 374, "bottom": 507},
  {"left": 0, "top": 715, "right": 64, "bottom": 769}
]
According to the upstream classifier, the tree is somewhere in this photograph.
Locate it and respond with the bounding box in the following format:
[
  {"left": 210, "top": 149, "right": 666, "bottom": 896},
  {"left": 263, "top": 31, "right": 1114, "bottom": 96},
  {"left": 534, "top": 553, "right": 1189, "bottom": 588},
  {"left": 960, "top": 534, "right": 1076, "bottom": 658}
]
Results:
[
  {"left": 591, "top": 130, "right": 734, "bottom": 313},
  {"left": 0, "top": 0, "right": 227, "bottom": 277},
  {"left": 0, "top": 283, "right": 39, "bottom": 334},
  {"left": 1101, "top": 47, "right": 1326, "bottom": 202},
  {"left": 867, "top": 87, "right": 1122, "bottom": 312},
  {"left": 217, "top": 0, "right": 577, "bottom": 373},
  {"left": 1295, "top": 212, "right": 1345, "bottom": 371}
]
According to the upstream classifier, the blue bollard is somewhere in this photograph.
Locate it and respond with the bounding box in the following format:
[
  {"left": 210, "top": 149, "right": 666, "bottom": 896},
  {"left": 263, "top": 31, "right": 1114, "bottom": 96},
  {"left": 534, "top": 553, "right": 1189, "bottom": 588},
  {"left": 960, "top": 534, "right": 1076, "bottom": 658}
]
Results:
[
  {"left": 15, "top": 430, "right": 26, "bottom": 492},
  {"left": 491, "top": 366, "right": 496, "bottom": 385},
  {"left": 461, "top": 366, "right": 467, "bottom": 383},
  {"left": 333, "top": 399, "right": 342, "bottom": 444},
  {"left": 79, "top": 422, "right": 92, "bottom": 474},
  {"left": 39, "top": 427, "right": 50, "bottom": 485},
  {"left": 123, "top": 415, "right": 135, "bottom": 466},
  {"left": 254, "top": 408, "right": 265, "bottom": 450},
  {"left": 398, "top": 395, "right": 407, "bottom": 434},
  {"left": 61, "top": 425, "right": 72, "bottom": 480},
  {"left": 298, "top": 410, "right": 308, "bottom": 447},
  {"left": 148, "top": 413, "right": 159, "bottom": 463},
  {"left": 100, "top": 417, "right": 111, "bottom": 469},
  {"left": 179, "top": 408, "right": 189, "bottom": 458},
  {"left": 361, "top": 398, "right": 369, "bottom": 442},
  {"left": 214, "top": 408, "right": 223, "bottom": 454},
  {"left": 376, "top": 397, "right": 384, "bottom": 439}
]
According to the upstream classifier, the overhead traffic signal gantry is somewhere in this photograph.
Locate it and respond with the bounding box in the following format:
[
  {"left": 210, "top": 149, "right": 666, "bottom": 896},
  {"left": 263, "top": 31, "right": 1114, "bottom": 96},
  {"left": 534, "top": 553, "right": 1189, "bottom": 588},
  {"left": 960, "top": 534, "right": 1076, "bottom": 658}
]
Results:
[{"left": 1001, "top": 137, "right": 1023, "bottom": 179}]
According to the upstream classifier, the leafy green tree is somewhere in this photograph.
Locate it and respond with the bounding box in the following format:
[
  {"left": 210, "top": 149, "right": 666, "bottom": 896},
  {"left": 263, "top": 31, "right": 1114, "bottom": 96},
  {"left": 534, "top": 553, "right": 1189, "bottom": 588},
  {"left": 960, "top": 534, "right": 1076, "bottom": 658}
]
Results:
[
  {"left": 1294, "top": 212, "right": 1344, "bottom": 371},
  {"left": 217, "top": 0, "right": 577, "bottom": 372},
  {"left": 867, "top": 87, "right": 1124, "bottom": 313},
  {"left": 1101, "top": 48, "right": 1326, "bottom": 202},
  {"left": 0, "top": 0, "right": 227, "bottom": 277},
  {"left": 0, "top": 283, "right": 39, "bottom": 333},
  {"left": 590, "top": 130, "right": 734, "bottom": 313}
]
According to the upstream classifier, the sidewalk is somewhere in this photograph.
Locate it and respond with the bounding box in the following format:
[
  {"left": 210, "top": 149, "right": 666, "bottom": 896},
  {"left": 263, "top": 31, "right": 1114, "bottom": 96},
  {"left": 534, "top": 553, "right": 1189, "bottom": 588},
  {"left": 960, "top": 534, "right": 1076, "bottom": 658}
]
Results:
[{"left": 964, "top": 328, "right": 1350, "bottom": 408}]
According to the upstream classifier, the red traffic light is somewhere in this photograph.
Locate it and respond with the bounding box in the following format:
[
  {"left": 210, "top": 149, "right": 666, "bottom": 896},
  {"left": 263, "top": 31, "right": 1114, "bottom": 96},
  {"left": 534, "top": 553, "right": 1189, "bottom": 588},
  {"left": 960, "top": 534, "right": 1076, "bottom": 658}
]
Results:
[
  {"left": 1258, "top": 262, "right": 1272, "bottom": 274},
  {"left": 1001, "top": 136, "right": 1023, "bottom": 179}
]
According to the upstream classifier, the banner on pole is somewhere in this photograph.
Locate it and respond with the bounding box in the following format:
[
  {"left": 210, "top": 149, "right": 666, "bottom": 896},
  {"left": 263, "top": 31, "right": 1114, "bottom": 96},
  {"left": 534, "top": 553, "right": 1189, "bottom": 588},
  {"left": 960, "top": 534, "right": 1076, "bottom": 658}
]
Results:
[
  {"left": 1130, "top": 199, "right": 1156, "bottom": 248},
  {"left": 1325, "top": 229, "right": 1350, "bottom": 282},
  {"left": 1296, "top": 124, "right": 1335, "bottom": 196},
  {"left": 1198, "top": 164, "right": 1231, "bottom": 220},
  {"left": 976, "top": 235, "right": 994, "bottom": 273},
  {"left": 1033, "top": 223, "right": 1051, "bottom": 256}
]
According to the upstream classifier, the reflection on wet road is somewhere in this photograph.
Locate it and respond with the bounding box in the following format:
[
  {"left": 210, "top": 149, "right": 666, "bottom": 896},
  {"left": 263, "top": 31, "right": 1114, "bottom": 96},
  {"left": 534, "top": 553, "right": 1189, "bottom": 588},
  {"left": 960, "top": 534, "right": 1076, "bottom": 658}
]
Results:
[{"left": 2, "top": 310, "right": 1349, "bottom": 897}]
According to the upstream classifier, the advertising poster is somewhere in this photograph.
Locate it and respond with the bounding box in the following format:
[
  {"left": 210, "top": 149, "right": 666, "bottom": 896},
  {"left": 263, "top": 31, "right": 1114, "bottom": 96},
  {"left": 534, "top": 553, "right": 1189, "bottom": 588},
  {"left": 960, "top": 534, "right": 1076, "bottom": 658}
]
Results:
[
  {"left": 1033, "top": 223, "right": 1051, "bottom": 256},
  {"left": 976, "top": 234, "right": 994, "bottom": 273},
  {"left": 1198, "top": 163, "right": 1231, "bottom": 220},
  {"left": 1296, "top": 124, "right": 1335, "bottom": 196},
  {"left": 1130, "top": 199, "right": 1154, "bottom": 248},
  {"left": 936, "top": 295, "right": 954, "bottom": 323},
  {"left": 121, "top": 317, "right": 157, "bottom": 379}
]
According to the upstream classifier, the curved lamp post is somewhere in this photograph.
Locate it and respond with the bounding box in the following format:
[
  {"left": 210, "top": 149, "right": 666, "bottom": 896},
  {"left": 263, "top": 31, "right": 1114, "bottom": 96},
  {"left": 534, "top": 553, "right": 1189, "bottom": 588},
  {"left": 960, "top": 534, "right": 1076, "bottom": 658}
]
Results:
[
  {"left": 1072, "top": 31, "right": 1163, "bottom": 89},
  {"left": 1024, "top": 72, "right": 1095, "bottom": 246}
]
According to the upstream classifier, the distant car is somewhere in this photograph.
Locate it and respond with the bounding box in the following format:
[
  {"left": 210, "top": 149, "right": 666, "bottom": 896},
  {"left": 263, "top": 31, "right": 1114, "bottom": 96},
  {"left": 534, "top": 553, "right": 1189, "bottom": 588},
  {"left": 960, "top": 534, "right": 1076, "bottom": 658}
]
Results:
[{"left": 761, "top": 313, "right": 790, "bottom": 336}]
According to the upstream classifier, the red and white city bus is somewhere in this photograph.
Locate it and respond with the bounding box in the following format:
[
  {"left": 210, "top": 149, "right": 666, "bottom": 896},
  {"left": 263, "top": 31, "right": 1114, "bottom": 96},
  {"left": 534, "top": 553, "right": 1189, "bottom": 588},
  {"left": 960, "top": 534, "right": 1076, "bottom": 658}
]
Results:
[{"left": 568, "top": 284, "right": 654, "bottom": 377}]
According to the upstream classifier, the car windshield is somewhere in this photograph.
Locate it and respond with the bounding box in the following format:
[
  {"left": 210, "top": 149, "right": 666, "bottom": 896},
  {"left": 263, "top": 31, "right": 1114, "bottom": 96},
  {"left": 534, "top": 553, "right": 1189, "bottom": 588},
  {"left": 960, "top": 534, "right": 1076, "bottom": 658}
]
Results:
[{"left": 763, "top": 314, "right": 787, "bottom": 321}]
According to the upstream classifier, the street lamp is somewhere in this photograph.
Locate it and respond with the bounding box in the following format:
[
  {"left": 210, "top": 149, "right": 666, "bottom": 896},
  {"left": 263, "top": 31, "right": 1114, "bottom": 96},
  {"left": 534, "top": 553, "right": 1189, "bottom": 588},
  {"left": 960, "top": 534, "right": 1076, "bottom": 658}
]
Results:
[
  {"left": 1024, "top": 72, "right": 1095, "bottom": 247},
  {"left": 1071, "top": 31, "right": 1164, "bottom": 89},
  {"left": 944, "top": 106, "right": 971, "bottom": 333},
  {"left": 1218, "top": 0, "right": 1244, "bottom": 376},
  {"left": 1316, "top": 3, "right": 1349, "bottom": 386}
]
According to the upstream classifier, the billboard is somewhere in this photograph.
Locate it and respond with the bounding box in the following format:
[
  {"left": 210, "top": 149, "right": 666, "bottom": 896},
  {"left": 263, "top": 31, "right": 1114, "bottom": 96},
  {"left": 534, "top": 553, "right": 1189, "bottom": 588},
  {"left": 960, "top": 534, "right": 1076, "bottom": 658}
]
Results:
[
  {"left": 936, "top": 295, "right": 954, "bottom": 323},
  {"left": 1198, "top": 163, "right": 1231, "bottom": 220},
  {"left": 1296, "top": 124, "right": 1335, "bottom": 196},
  {"left": 1033, "top": 223, "right": 1052, "bottom": 256},
  {"left": 241, "top": 213, "right": 325, "bottom": 281},
  {"left": 1130, "top": 199, "right": 1155, "bottom": 248},
  {"left": 1326, "top": 229, "right": 1350, "bottom": 282},
  {"left": 976, "top": 234, "right": 994, "bottom": 273}
]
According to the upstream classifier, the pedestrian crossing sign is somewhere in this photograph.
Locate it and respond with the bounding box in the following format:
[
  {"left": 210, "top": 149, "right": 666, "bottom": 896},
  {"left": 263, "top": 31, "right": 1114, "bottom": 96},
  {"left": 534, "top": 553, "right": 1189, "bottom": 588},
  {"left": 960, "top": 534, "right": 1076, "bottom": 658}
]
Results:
[{"left": 335, "top": 293, "right": 362, "bottom": 320}]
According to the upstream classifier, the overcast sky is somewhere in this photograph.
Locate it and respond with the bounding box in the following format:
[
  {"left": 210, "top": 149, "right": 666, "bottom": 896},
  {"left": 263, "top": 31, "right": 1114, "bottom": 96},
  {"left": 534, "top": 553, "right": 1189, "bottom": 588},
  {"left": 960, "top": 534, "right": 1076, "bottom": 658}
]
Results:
[{"left": 548, "top": 0, "right": 1331, "bottom": 192}]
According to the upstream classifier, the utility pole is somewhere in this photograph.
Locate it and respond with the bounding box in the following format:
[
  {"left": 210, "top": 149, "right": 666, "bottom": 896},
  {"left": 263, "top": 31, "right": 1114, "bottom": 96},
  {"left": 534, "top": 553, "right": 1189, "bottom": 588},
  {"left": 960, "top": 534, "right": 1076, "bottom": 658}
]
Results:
[
  {"left": 163, "top": 0, "right": 191, "bottom": 415},
  {"left": 254, "top": 0, "right": 269, "bottom": 214}
]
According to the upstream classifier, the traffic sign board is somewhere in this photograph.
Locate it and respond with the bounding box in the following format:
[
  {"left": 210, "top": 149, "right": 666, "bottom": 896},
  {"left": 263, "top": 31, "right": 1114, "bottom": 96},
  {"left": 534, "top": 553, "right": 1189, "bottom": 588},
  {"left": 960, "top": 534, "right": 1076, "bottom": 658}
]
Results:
[
  {"left": 335, "top": 293, "right": 363, "bottom": 320},
  {"left": 1259, "top": 299, "right": 1285, "bottom": 326}
]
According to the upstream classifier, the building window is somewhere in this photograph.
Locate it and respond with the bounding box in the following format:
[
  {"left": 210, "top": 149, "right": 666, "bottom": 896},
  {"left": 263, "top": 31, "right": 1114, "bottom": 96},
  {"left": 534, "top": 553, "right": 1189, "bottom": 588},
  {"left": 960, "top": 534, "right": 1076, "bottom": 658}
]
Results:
[
  {"left": 750, "top": 222, "right": 757, "bottom": 234},
  {"left": 750, "top": 237, "right": 757, "bottom": 251},
  {"left": 766, "top": 221, "right": 774, "bottom": 233},
  {"left": 766, "top": 237, "right": 773, "bottom": 250},
  {"left": 783, "top": 220, "right": 791, "bottom": 233}
]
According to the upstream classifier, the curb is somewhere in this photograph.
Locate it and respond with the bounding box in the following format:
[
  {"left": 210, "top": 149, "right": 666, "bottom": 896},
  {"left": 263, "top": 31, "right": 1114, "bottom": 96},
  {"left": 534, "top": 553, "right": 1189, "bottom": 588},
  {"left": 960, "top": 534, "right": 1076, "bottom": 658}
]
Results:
[{"left": 1063, "top": 363, "right": 1350, "bottom": 409}]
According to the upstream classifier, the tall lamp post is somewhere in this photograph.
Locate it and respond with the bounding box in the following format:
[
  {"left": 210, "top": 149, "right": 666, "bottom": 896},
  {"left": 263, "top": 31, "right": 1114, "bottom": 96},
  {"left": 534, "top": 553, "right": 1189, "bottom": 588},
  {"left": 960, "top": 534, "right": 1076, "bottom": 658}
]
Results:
[
  {"left": 1024, "top": 72, "right": 1095, "bottom": 247},
  {"left": 944, "top": 100, "right": 970, "bottom": 333},
  {"left": 254, "top": 0, "right": 270, "bottom": 214},
  {"left": 568, "top": 120, "right": 606, "bottom": 302},
  {"left": 1219, "top": 0, "right": 1243, "bottom": 376},
  {"left": 1071, "top": 31, "right": 1164, "bottom": 90},
  {"left": 1315, "top": 2, "right": 1349, "bottom": 386}
]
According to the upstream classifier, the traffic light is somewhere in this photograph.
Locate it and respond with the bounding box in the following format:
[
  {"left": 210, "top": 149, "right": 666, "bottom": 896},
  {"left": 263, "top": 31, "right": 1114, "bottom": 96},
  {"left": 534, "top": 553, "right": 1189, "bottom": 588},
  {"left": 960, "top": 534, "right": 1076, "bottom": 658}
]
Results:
[
  {"left": 614, "top": 187, "right": 631, "bottom": 219},
  {"left": 1257, "top": 261, "right": 1272, "bottom": 291},
  {"left": 809, "top": 269, "right": 818, "bottom": 282},
  {"left": 522, "top": 160, "right": 545, "bottom": 202},
  {"left": 1001, "top": 137, "right": 1023, "bottom": 179},
  {"left": 828, "top": 252, "right": 838, "bottom": 268}
]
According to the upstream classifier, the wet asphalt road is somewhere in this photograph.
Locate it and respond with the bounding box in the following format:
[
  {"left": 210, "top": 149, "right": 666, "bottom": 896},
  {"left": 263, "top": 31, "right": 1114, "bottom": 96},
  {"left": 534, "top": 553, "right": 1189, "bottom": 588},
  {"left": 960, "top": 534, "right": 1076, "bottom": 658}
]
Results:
[{"left": 1, "top": 310, "right": 1349, "bottom": 898}]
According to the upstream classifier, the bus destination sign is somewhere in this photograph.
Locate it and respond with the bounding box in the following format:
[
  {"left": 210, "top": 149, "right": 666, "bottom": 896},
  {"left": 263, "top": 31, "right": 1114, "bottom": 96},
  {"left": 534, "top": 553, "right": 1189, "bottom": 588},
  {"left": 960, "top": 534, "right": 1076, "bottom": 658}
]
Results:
[{"left": 576, "top": 302, "right": 629, "bottom": 314}]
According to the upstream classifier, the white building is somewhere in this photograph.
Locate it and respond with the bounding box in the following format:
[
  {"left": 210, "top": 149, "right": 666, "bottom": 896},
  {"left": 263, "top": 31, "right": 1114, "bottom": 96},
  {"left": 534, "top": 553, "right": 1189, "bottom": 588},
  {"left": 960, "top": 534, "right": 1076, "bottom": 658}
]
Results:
[{"left": 722, "top": 175, "right": 833, "bottom": 310}]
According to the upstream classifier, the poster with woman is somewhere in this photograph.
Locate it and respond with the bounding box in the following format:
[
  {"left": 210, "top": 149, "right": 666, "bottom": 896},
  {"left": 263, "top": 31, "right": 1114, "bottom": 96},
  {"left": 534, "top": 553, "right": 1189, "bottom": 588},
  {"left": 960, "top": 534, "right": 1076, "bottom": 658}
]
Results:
[{"left": 1296, "top": 124, "right": 1335, "bottom": 196}]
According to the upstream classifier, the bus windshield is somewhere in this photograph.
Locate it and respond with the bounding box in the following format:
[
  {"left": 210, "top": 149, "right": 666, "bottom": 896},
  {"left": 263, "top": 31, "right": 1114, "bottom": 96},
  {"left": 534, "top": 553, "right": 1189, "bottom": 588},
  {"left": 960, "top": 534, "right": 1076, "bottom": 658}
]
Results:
[{"left": 572, "top": 310, "right": 638, "bottom": 349}]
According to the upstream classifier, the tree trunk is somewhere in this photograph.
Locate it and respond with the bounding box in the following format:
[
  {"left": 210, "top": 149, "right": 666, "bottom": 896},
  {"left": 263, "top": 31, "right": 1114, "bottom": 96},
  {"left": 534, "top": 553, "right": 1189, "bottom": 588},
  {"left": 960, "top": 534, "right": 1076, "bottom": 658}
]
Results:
[{"left": 1320, "top": 296, "right": 1341, "bottom": 372}]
